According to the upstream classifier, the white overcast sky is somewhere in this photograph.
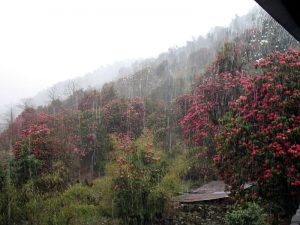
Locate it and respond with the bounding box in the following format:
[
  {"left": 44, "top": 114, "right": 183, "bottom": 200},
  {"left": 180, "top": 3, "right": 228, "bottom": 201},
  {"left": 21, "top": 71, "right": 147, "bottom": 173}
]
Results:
[{"left": 0, "top": 0, "right": 257, "bottom": 112}]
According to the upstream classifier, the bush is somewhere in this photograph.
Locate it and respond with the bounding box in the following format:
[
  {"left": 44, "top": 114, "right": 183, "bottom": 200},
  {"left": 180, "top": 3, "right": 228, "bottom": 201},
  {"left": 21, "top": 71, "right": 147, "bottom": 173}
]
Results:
[
  {"left": 57, "top": 204, "right": 101, "bottom": 225},
  {"left": 62, "top": 184, "right": 94, "bottom": 204},
  {"left": 159, "top": 153, "right": 190, "bottom": 193},
  {"left": 183, "top": 147, "right": 218, "bottom": 186},
  {"left": 225, "top": 203, "right": 268, "bottom": 225},
  {"left": 153, "top": 127, "right": 167, "bottom": 147},
  {"left": 34, "top": 161, "right": 69, "bottom": 193},
  {"left": 26, "top": 183, "right": 118, "bottom": 225},
  {"left": 216, "top": 50, "right": 300, "bottom": 214},
  {"left": 112, "top": 130, "right": 168, "bottom": 225},
  {"left": 91, "top": 177, "right": 114, "bottom": 217}
]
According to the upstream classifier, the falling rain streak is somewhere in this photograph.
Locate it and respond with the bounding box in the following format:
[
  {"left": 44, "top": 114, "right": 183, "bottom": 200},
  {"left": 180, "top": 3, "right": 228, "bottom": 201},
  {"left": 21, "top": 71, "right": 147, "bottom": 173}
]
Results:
[{"left": 0, "top": 5, "right": 299, "bottom": 225}]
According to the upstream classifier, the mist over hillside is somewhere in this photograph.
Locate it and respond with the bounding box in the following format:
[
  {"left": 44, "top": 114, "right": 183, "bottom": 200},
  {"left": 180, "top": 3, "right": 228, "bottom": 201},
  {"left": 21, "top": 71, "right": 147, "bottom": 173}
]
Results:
[
  {"left": 1, "top": 5, "right": 297, "bottom": 131},
  {"left": 31, "top": 59, "right": 136, "bottom": 107},
  {"left": 32, "top": 6, "right": 263, "bottom": 108}
]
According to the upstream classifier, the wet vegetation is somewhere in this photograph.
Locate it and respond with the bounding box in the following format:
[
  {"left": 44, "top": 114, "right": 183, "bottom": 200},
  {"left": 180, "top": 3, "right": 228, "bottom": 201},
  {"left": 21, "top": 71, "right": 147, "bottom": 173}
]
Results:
[{"left": 0, "top": 7, "right": 299, "bottom": 225}]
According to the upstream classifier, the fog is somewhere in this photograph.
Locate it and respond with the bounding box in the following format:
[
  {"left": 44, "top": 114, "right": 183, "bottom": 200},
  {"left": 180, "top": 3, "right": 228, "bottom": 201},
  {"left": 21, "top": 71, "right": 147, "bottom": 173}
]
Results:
[{"left": 0, "top": 0, "right": 256, "bottom": 115}]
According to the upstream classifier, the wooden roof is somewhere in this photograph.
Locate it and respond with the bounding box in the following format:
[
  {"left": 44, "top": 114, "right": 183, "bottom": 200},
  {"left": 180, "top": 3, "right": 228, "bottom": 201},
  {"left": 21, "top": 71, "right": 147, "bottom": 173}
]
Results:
[{"left": 173, "top": 181, "right": 229, "bottom": 203}]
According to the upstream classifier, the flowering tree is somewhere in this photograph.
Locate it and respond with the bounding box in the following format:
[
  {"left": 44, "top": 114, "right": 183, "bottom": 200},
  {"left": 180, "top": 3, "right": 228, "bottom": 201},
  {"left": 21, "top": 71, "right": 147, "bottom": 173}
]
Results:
[
  {"left": 50, "top": 110, "right": 112, "bottom": 180},
  {"left": 174, "top": 94, "right": 194, "bottom": 124},
  {"left": 73, "top": 111, "right": 111, "bottom": 177},
  {"left": 78, "top": 90, "right": 102, "bottom": 111},
  {"left": 0, "top": 108, "right": 49, "bottom": 149},
  {"left": 177, "top": 71, "right": 248, "bottom": 183},
  {"left": 180, "top": 72, "right": 248, "bottom": 151},
  {"left": 101, "top": 97, "right": 145, "bottom": 136},
  {"left": 215, "top": 49, "right": 300, "bottom": 213},
  {"left": 12, "top": 123, "right": 52, "bottom": 185}
]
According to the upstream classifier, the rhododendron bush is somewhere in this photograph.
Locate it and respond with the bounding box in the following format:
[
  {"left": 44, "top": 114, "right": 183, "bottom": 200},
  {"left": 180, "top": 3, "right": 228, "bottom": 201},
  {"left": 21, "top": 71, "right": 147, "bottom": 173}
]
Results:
[
  {"left": 0, "top": 108, "right": 48, "bottom": 149},
  {"left": 178, "top": 50, "right": 251, "bottom": 184},
  {"left": 180, "top": 72, "right": 248, "bottom": 151},
  {"left": 215, "top": 49, "right": 300, "bottom": 211}
]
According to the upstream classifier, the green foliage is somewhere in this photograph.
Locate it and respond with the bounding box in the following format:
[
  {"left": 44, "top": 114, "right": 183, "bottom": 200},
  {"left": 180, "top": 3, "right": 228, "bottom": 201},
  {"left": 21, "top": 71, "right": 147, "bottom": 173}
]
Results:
[
  {"left": 58, "top": 204, "right": 102, "bottom": 225},
  {"left": 0, "top": 161, "right": 5, "bottom": 190},
  {"left": 34, "top": 161, "right": 69, "bottom": 193},
  {"left": 157, "top": 153, "right": 190, "bottom": 198},
  {"left": 211, "top": 42, "right": 245, "bottom": 74},
  {"left": 63, "top": 184, "right": 94, "bottom": 203},
  {"left": 225, "top": 203, "right": 268, "bottom": 225},
  {"left": 26, "top": 182, "right": 118, "bottom": 225},
  {"left": 153, "top": 127, "right": 167, "bottom": 147},
  {"left": 144, "top": 99, "right": 167, "bottom": 131},
  {"left": 0, "top": 181, "right": 28, "bottom": 224},
  {"left": 5, "top": 189, "right": 24, "bottom": 224},
  {"left": 184, "top": 147, "right": 218, "bottom": 185},
  {"left": 112, "top": 131, "right": 169, "bottom": 225},
  {"left": 100, "top": 84, "right": 117, "bottom": 106},
  {"left": 13, "top": 137, "right": 42, "bottom": 186},
  {"left": 50, "top": 110, "right": 113, "bottom": 181},
  {"left": 75, "top": 110, "right": 112, "bottom": 175},
  {"left": 109, "top": 131, "right": 197, "bottom": 224},
  {"left": 91, "top": 177, "right": 114, "bottom": 217}
]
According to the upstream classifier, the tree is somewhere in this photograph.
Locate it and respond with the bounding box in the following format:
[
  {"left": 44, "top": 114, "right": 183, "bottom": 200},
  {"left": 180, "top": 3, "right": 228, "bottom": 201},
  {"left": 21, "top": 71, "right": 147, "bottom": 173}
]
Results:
[
  {"left": 180, "top": 72, "right": 247, "bottom": 151},
  {"left": 17, "top": 98, "right": 34, "bottom": 111},
  {"left": 112, "top": 130, "right": 166, "bottom": 225},
  {"left": 0, "top": 105, "right": 16, "bottom": 149},
  {"left": 64, "top": 79, "right": 82, "bottom": 109},
  {"left": 78, "top": 90, "right": 102, "bottom": 111},
  {"left": 0, "top": 107, "right": 42, "bottom": 150},
  {"left": 100, "top": 84, "right": 117, "bottom": 106},
  {"left": 48, "top": 86, "right": 62, "bottom": 115},
  {"left": 216, "top": 49, "right": 300, "bottom": 215},
  {"left": 12, "top": 123, "right": 52, "bottom": 185},
  {"left": 48, "top": 86, "right": 60, "bottom": 102},
  {"left": 101, "top": 97, "right": 144, "bottom": 137}
]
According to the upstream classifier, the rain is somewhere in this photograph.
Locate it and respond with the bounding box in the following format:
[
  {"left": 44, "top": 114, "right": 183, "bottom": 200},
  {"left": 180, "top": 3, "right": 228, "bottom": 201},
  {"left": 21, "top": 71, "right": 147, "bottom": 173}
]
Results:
[{"left": 0, "top": 1, "right": 299, "bottom": 225}]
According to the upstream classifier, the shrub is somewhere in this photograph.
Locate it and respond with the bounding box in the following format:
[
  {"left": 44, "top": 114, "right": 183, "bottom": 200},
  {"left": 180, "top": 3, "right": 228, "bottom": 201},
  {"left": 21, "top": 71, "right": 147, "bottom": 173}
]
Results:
[
  {"left": 57, "top": 204, "right": 101, "bottom": 225},
  {"left": 34, "top": 161, "right": 69, "bottom": 193},
  {"left": 26, "top": 182, "right": 118, "bottom": 225},
  {"left": 91, "top": 177, "right": 114, "bottom": 217},
  {"left": 216, "top": 50, "right": 300, "bottom": 214},
  {"left": 156, "top": 154, "right": 190, "bottom": 198},
  {"left": 183, "top": 147, "right": 218, "bottom": 185},
  {"left": 112, "top": 130, "right": 168, "bottom": 225},
  {"left": 0, "top": 179, "right": 27, "bottom": 224},
  {"left": 225, "top": 202, "right": 268, "bottom": 225}
]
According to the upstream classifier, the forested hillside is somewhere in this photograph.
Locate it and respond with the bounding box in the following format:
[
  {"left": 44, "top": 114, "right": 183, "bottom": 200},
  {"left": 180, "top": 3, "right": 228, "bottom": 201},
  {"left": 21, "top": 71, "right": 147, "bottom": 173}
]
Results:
[{"left": 0, "top": 7, "right": 299, "bottom": 225}]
